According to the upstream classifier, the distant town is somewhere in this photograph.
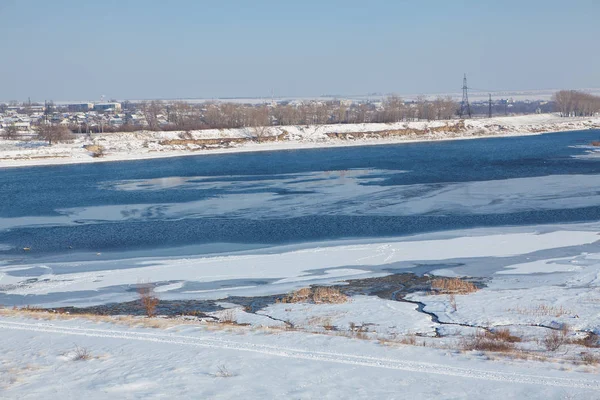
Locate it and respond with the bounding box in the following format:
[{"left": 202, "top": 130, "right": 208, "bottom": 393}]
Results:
[{"left": 0, "top": 95, "right": 559, "bottom": 138}]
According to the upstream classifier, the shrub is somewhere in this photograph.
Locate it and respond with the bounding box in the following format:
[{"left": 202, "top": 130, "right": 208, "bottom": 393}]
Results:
[
  {"left": 218, "top": 309, "right": 236, "bottom": 324},
  {"left": 137, "top": 284, "right": 159, "bottom": 317},
  {"left": 542, "top": 328, "right": 568, "bottom": 352},
  {"left": 448, "top": 293, "right": 457, "bottom": 311}
]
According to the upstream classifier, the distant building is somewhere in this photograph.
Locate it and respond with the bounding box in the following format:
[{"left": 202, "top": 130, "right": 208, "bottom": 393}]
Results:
[
  {"left": 67, "top": 103, "right": 94, "bottom": 112},
  {"left": 94, "top": 102, "right": 122, "bottom": 112}
]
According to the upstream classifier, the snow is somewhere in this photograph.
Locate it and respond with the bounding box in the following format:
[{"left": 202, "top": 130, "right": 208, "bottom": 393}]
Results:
[
  {"left": 2, "top": 222, "right": 600, "bottom": 397},
  {"left": 2, "top": 227, "right": 598, "bottom": 306},
  {"left": 257, "top": 295, "right": 437, "bottom": 336},
  {"left": 408, "top": 250, "right": 600, "bottom": 332},
  {"left": 1, "top": 114, "right": 599, "bottom": 168},
  {"left": 1, "top": 315, "right": 599, "bottom": 399}
]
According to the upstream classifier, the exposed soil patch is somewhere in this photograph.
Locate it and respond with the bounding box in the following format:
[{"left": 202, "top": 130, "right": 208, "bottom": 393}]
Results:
[{"left": 47, "top": 273, "right": 484, "bottom": 318}]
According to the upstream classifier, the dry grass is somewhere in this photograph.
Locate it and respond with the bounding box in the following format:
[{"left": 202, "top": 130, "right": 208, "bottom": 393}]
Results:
[
  {"left": 507, "top": 304, "right": 572, "bottom": 317},
  {"left": 213, "top": 364, "right": 235, "bottom": 378},
  {"left": 571, "top": 332, "right": 600, "bottom": 348},
  {"left": 312, "top": 287, "right": 348, "bottom": 304},
  {"left": 283, "top": 287, "right": 312, "bottom": 303},
  {"left": 580, "top": 352, "right": 600, "bottom": 366},
  {"left": 83, "top": 144, "right": 105, "bottom": 157},
  {"left": 460, "top": 330, "right": 519, "bottom": 352},
  {"left": 490, "top": 328, "right": 522, "bottom": 343},
  {"left": 399, "top": 334, "right": 418, "bottom": 346},
  {"left": 348, "top": 322, "right": 370, "bottom": 340},
  {"left": 306, "top": 316, "right": 337, "bottom": 331},
  {"left": 0, "top": 307, "right": 196, "bottom": 330},
  {"left": 431, "top": 278, "right": 478, "bottom": 295},
  {"left": 278, "top": 287, "right": 349, "bottom": 304},
  {"left": 542, "top": 327, "right": 569, "bottom": 352}
]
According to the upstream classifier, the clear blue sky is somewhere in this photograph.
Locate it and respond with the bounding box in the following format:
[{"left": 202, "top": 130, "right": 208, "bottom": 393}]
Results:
[{"left": 0, "top": 0, "right": 598, "bottom": 101}]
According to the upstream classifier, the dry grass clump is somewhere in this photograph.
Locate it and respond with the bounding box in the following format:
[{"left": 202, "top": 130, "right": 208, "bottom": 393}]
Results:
[
  {"left": 399, "top": 334, "right": 418, "bottom": 346},
  {"left": 313, "top": 287, "right": 348, "bottom": 304},
  {"left": 72, "top": 346, "right": 92, "bottom": 361},
  {"left": 489, "top": 328, "right": 522, "bottom": 343},
  {"left": 348, "top": 322, "right": 370, "bottom": 340},
  {"left": 580, "top": 352, "right": 600, "bottom": 366},
  {"left": 84, "top": 144, "right": 105, "bottom": 157},
  {"left": 570, "top": 332, "right": 600, "bottom": 348},
  {"left": 61, "top": 346, "right": 93, "bottom": 361},
  {"left": 431, "top": 278, "right": 478, "bottom": 295},
  {"left": 279, "top": 287, "right": 348, "bottom": 304},
  {"left": 282, "top": 287, "right": 312, "bottom": 303},
  {"left": 213, "top": 364, "right": 236, "bottom": 378},
  {"left": 460, "top": 330, "right": 519, "bottom": 352}
]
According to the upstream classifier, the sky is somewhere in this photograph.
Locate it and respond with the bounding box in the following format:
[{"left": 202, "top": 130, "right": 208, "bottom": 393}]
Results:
[{"left": 0, "top": 0, "right": 598, "bottom": 101}]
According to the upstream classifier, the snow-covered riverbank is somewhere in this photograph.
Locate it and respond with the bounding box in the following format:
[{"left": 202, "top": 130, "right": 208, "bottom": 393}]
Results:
[
  {"left": 2, "top": 222, "right": 600, "bottom": 398},
  {"left": 1, "top": 114, "right": 599, "bottom": 168}
]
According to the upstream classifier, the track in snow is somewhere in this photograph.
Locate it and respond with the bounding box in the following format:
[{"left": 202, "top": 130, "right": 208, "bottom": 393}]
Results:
[{"left": 0, "top": 319, "right": 598, "bottom": 390}]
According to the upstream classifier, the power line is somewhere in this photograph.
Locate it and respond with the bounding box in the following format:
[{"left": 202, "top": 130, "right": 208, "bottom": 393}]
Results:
[{"left": 459, "top": 74, "right": 472, "bottom": 118}]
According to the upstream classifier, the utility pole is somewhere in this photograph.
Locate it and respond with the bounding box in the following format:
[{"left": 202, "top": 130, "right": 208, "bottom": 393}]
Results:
[
  {"left": 488, "top": 94, "right": 492, "bottom": 118},
  {"left": 459, "top": 73, "right": 471, "bottom": 118}
]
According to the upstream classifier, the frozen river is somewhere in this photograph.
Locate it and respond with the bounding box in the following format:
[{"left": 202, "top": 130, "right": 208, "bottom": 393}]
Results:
[{"left": 1, "top": 129, "right": 600, "bottom": 306}]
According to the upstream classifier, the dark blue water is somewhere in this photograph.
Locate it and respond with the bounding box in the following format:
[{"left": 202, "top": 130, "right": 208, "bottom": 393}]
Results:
[{"left": 1, "top": 129, "right": 599, "bottom": 257}]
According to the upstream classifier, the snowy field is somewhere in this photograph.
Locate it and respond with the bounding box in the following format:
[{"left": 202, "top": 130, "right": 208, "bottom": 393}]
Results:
[
  {"left": 1, "top": 114, "right": 599, "bottom": 168},
  {"left": 2, "top": 223, "right": 600, "bottom": 398},
  {"left": 1, "top": 313, "right": 600, "bottom": 399}
]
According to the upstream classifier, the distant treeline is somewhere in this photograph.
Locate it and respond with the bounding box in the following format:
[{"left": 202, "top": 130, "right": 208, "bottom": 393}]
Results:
[
  {"left": 553, "top": 90, "right": 600, "bottom": 117},
  {"left": 131, "top": 96, "right": 460, "bottom": 132}
]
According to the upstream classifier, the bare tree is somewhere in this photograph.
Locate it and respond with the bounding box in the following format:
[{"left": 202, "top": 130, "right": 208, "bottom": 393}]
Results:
[
  {"left": 140, "top": 100, "right": 164, "bottom": 130},
  {"left": 383, "top": 95, "right": 405, "bottom": 123},
  {"left": 553, "top": 90, "right": 600, "bottom": 117},
  {"left": 36, "top": 124, "right": 73, "bottom": 145},
  {"left": 1, "top": 124, "right": 19, "bottom": 140},
  {"left": 415, "top": 95, "right": 430, "bottom": 121}
]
